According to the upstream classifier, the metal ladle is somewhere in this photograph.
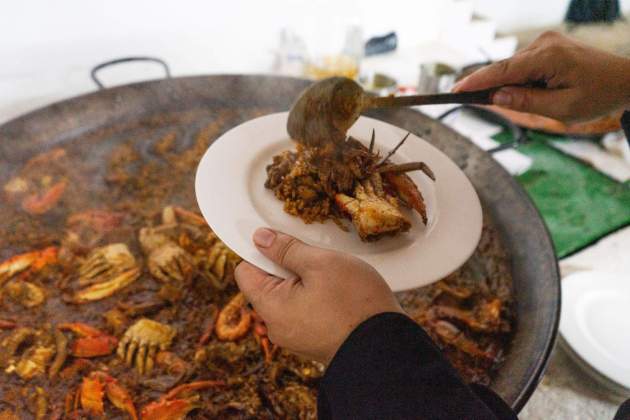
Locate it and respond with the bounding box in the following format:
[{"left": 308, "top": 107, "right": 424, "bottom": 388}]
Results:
[{"left": 287, "top": 76, "right": 495, "bottom": 147}]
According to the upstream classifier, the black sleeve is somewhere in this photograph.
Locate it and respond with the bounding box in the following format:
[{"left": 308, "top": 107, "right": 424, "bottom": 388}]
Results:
[
  {"left": 622, "top": 111, "right": 630, "bottom": 148},
  {"left": 317, "top": 312, "right": 516, "bottom": 420},
  {"left": 614, "top": 399, "right": 630, "bottom": 420}
]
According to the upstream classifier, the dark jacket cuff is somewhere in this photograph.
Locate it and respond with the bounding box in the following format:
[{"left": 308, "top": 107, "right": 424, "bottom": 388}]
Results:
[
  {"left": 621, "top": 111, "right": 630, "bottom": 148},
  {"left": 317, "top": 312, "right": 514, "bottom": 420}
]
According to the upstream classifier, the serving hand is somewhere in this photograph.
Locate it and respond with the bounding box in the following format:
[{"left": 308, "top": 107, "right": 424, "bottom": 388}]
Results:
[
  {"left": 234, "top": 228, "right": 403, "bottom": 365},
  {"left": 453, "top": 31, "right": 630, "bottom": 123}
]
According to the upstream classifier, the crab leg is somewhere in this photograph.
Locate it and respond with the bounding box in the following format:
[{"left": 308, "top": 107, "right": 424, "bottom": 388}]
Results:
[
  {"left": 141, "top": 396, "right": 201, "bottom": 420},
  {"left": 141, "top": 380, "right": 225, "bottom": 420},
  {"left": 173, "top": 206, "right": 207, "bottom": 226},
  {"left": 63, "top": 390, "right": 76, "bottom": 419},
  {"left": 251, "top": 310, "right": 277, "bottom": 363},
  {"left": 383, "top": 172, "right": 428, "bottom": 225},
  {"left": 368, "top": 129, "right": 375, "bottom": 153},
  {"left": 375, "top": 162, "right": 435, "bottom": 180},
  {"left": 163, "top": 380, "right": 226, "bottom": 400},
  {"left": 32, "top": 386, "right": 48, "bottom": 420},
  {"left": 377, "top": 132, "right": 410, "bottom": 166},
  {"left": 49, "top": 329, "right": 69, "bottom": 380},
  {"left": 67, "top": 267, "right": 140, "bottom": 303},
  {"left": 106, "top": 380, "right": 138, "bottom": 420}
]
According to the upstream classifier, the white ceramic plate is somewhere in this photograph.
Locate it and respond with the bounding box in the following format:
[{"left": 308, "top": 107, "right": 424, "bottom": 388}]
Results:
[
  {"left": 195, "top": 112, "right": 482, "bottom": 291},
  {"left": 560, "top": 270, "right": 630, "bottom": 392}
]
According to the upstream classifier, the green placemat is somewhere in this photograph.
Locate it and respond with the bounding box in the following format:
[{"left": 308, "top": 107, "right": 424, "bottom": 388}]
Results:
[{"left": 493, "top": 130, "right": 630, "bottom": 258}]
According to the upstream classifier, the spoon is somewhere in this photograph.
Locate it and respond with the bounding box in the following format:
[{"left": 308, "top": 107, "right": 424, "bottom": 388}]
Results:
[{"left": 287, "top": 76, "right": 495, "bottom": 147}]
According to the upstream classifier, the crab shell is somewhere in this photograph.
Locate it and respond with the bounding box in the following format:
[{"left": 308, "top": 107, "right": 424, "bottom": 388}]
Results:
[
  {"left": 14, "top": 345, "right": 55, "bottom": 380},
  {"left": 0, "top": 247, "right": 58, "bottom": 285},
  {"left": 79, "top": 372, "right": 138, "bottom": 420},
  {"left": 335, "top": 176, "right": 411, "bottom": 241},
  {"left": 4, "top": 280, "right": 46, "bottom": 308},
  {"left": 57, "top": 323, "right": 118, "bottom": 358},
  {"left": 71, "top": 336, "right": 118, "bottom": 358}
]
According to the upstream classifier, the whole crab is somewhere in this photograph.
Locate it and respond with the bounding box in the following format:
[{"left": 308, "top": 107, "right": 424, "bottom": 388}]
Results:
[
  {"left": 117, "top": 319, "right": 176, "bottom": 375},
  {"left": 65, "top": 243, "right": 140, "bottom": 303},
  {"left": 139, "top": 221, "right": 195, "bottom": 284}
]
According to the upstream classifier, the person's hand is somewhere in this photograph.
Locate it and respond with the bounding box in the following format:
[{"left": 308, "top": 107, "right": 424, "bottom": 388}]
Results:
[
  {"left": 234, "top": 228, "right": 403, "bottom": 365},
  {"left": 453, "top": 31, "right": 630, "bottom": 123}
]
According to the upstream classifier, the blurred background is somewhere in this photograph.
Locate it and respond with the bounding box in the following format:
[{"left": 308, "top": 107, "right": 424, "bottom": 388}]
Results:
[
  {"left": 2, "top": 0, "right": 630, "bottom": 121},
  {"left": 2, "top": 1, "right": 630, "bottom": 418}
]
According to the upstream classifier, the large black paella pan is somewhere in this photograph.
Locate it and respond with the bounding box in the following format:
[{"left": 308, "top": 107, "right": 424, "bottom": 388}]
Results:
[{"left": 0, "top": 74, "right": 559, "bottom": 417}]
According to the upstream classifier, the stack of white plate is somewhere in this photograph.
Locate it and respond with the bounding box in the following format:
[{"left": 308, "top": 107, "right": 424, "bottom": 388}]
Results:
[{"left": 560, "top": 270, "right": 630, "bottom": 397}]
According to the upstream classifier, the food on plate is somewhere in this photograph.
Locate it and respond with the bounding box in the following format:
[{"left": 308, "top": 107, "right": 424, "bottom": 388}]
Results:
[
  {"left": 265, "top": 130, "right": 435, "bottom": 241},
  {"left": 0, "top": 112, "right": 512, "bottom": 418}
]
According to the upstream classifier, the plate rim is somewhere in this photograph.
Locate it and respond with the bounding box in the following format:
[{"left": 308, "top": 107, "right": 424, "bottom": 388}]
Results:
[{"left": 195, "top": 111, "right": 482, "bottom": 291}]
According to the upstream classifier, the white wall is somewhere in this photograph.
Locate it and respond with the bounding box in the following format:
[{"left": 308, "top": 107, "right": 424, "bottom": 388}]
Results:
[
  {"left": 1, "top": 0, "right": 628, "bottom": 122},
  {"left": 3, "top": 0, "right": 629, "bottom": 77},
  {"left": 0, "top": 0, "right": 450, "bottom": 119}
]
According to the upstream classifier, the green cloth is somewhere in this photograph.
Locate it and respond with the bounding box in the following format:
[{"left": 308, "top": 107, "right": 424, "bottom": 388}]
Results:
[{"left": 493, "top": 130, "right": 630, "bottom": 258}]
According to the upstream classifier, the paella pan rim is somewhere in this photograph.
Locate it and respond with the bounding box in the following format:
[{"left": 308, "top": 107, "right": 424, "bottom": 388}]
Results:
[
  {"left": 0, "top": 74, "right": 560, "bottom": 413},
  {"left": 509, "top": 189, "right": 561, "bottom": 412},
  {"left": 393, "top": 106, "right": 561, "bottom": 412}
]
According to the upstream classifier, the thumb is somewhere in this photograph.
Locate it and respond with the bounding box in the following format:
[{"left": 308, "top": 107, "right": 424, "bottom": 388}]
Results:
[
  {"left": 252, "top": 228, "right": 320, "bottom": 275},
  {"left": 491, "top": 86, "right": 576, "bottom": 121},
  {"left": 234, "top": 261, "right": 283, "bottom": 310}
]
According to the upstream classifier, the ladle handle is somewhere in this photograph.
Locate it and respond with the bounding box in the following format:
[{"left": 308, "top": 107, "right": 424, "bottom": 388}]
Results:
[{"left": 366, "top": 88, "right": 496, "bottom": 108}]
